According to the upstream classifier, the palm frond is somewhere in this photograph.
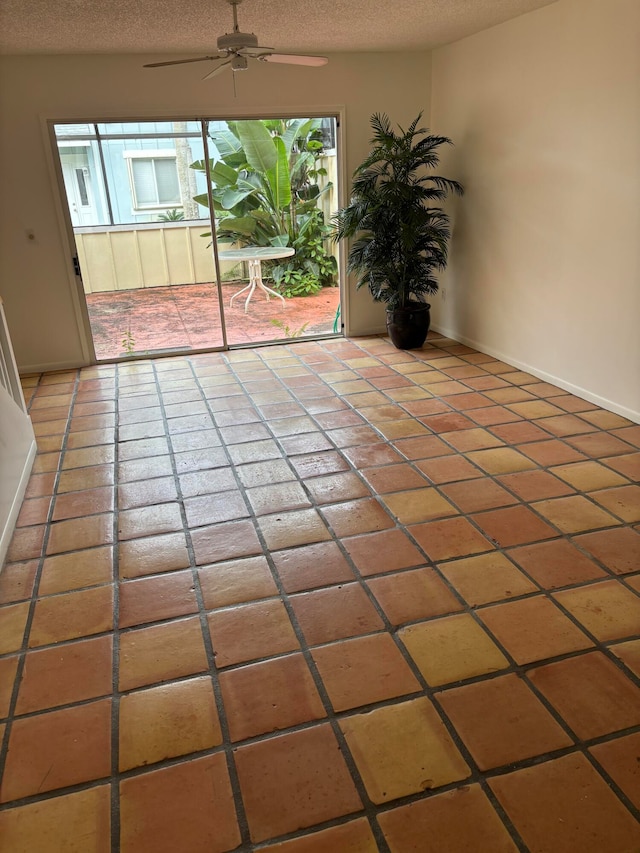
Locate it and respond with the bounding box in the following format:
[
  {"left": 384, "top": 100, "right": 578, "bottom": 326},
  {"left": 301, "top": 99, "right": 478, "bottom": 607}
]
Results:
[{"left": 333, "top": 113, "right": 464, "bottom": 308}]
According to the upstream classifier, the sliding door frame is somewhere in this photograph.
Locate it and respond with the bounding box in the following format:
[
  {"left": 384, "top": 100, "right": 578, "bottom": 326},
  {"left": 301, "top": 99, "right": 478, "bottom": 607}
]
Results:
[{"left": 45, "top": 107, "right": 345, "bottom": 364}]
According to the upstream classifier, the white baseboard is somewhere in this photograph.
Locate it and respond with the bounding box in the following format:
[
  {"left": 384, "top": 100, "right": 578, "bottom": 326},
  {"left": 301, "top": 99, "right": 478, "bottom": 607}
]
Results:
[
  {"left": 21, "top": 331, "right": 638, "bottom": 424},
  {"left": 431, "top": 322, "right": 640, "bottom": 425},
  {"left": 0, "top": 439, "right": 37, "bottom": 569}
]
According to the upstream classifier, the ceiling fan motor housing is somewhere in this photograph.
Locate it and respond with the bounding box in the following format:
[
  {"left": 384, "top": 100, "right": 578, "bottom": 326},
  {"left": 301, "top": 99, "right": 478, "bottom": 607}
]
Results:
[{"left": 217, "top": 32, "right": 258, "bottom": 52}]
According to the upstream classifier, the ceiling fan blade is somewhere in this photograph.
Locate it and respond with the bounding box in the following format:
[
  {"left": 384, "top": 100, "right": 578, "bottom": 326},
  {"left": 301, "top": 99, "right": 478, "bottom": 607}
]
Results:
[
  {"left": 258, "top": 53, "right": 328, "bottom": 67},
  {"left": 202, "top": 60, "right": 232, "bottom": 80},
  {"left": 238, "top": 45, "right": 275, "bottom": 56},
  {"left": 144, "top": 55, "right": 220, "bottom": 68}
]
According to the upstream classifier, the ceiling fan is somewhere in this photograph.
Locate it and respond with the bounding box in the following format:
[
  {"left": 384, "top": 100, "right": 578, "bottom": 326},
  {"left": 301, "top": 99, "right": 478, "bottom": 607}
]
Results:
[{"left": 144, "top": 0, "right": 329, "bottom": 80}]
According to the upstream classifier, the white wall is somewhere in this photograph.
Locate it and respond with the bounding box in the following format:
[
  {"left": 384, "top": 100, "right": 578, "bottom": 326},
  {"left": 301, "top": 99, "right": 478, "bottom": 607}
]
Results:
[
  {"left": 0, "top": 299, "right": 36, "bottom": 567},
  {"left": 431, "top": 0, "right": 640, "bottom": 421},
  {"left": 0, "top": 389, "right": 36, "bottom": 567},
  {"left": 0, "top": 52, "right": 431, "bottom": 372}
]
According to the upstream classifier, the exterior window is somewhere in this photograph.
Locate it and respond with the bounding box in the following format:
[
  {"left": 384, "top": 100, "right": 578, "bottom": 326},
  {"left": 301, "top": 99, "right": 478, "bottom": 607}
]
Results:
[{"left": 124, "top": 151, "right": 181, "bottom": 210}]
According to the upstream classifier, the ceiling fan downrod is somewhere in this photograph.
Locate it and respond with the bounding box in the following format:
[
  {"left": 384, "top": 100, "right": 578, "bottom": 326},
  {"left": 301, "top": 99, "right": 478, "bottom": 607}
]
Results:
[
  {"left": 230, "top": 0, "right": 242, "bottom": 33},
  {"left": 217, "top": 0, "right": 259, "bottom": 54}
]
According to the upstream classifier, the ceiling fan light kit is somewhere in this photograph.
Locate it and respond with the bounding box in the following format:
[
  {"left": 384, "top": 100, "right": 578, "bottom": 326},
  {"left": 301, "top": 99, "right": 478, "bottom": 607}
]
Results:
[{"left": 144, "top": 0, "right": 328, "bottom": 78}]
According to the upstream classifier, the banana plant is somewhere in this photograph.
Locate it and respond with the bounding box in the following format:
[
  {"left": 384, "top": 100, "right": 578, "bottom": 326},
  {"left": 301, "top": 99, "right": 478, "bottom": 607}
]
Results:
[{"left": 191, "top": 118, "right": 336, "bottom": 291}]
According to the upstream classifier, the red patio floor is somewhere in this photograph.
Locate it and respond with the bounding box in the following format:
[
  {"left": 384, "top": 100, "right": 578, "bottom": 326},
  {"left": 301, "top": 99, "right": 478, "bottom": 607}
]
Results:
[{"left": 86, "top": 281, "right": 341, "bottom": 360}]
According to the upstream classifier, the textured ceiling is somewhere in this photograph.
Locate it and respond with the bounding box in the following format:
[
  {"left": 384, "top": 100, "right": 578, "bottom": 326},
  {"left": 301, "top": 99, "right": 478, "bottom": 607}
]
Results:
[{"left": 0, "top": 0, "right": 557, "bottom": 56}]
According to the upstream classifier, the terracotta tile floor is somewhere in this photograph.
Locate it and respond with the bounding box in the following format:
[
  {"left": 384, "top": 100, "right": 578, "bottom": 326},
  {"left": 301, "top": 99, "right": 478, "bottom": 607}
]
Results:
[
  {"left": 86, "top": 282, "right": 341, "bottom": 361},
  {"left": 2, "top": 332, "right": 640, "bottom": 852}
]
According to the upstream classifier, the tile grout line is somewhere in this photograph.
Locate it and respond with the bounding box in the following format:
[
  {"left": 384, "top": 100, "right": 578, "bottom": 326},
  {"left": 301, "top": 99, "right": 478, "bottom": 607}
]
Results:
[
  {"left": 311, "top": 339, "right": 640, "bottom": 657},
  {"left": 109, "top": 364, "right": 122, "bottom": 853},
  {"left": 192, "top": 355, "right": 384, "bottom": 845},
  {"left": 190, "top": 352, "right": 395, "bottom": 852},
  {"left": 299, "top": 342, "right": 587, "bottom": 847},
  {"left": 2, "top": 341, "right": 639, "bottom": 849},
  {"left": 299, "top": 338, "right": 640, "bottom": 828},
  {"left": 0, "top": 369, "right": 84, "bottom": 806},
  {"left": 223, "top": 344, "right": 532, "bottom": 851},
  {"left": 155, "top": 356, "right": 254, "bottom": 849}
]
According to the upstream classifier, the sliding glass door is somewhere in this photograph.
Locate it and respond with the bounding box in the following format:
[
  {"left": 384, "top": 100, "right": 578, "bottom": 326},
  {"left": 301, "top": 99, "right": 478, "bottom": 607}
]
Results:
[{"left": 52, "top": 115, "right": 341, "bottom": 360}]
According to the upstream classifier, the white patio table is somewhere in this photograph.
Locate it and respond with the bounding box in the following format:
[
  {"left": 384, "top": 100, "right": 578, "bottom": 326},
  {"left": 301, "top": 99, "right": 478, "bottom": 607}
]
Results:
[{"left": 218, "top": 246, "right": 295, "bottom": 313}]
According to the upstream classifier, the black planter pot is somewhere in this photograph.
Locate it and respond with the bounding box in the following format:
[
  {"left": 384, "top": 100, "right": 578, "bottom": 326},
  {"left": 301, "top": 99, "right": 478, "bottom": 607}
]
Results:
[{"left": 386, "top": 303, "right": 431, "bottom": 350}]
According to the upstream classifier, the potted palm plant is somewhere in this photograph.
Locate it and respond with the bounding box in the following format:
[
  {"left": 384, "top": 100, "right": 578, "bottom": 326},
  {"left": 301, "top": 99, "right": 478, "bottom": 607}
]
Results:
[{"left": 333, "top": 113, "right": 463, "bottom": 349}]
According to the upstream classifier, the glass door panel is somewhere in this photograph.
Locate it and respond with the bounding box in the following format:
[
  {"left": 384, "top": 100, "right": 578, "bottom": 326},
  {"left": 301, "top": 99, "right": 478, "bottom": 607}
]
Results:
[
  {"left": 202, "top": 117, "right": 341, "bottom": 346},
  {"left": 54, "top": 120, "right": 224, "bottom": 359}
]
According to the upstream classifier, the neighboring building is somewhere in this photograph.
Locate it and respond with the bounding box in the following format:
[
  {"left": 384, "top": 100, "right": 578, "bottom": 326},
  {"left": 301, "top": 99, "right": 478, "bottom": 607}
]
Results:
[{"left": 55, "top": 121, "right": 210, "bottom": 226}]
